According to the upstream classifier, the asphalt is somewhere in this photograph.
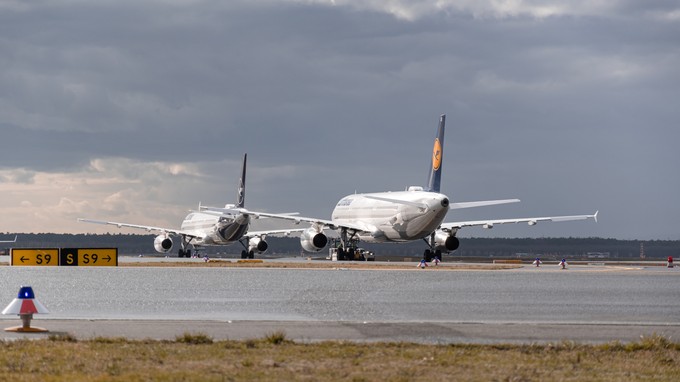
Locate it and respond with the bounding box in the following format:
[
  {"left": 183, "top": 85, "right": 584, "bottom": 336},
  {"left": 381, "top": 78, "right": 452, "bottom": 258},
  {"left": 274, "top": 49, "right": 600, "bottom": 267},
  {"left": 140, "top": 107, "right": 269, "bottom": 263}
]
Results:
[
  {"left": 3, "top": 319, "right": 679, "bottom": 344},
  {"left": 1, "top": 256, "right": 677, "bottom": 344}
]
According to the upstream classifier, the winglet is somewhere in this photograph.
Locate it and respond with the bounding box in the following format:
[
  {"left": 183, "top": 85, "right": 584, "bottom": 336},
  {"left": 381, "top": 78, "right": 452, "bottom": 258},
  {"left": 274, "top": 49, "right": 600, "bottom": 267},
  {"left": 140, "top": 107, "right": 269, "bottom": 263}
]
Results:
[
  {"left": 236, "top": 154, "right": 247, "bottom": 208},
  {"left": 593, "top": 210, "right": 599, "bottom": 223},
  {"left": 426, "top": 114, "right": 446, "bottom": 193}
]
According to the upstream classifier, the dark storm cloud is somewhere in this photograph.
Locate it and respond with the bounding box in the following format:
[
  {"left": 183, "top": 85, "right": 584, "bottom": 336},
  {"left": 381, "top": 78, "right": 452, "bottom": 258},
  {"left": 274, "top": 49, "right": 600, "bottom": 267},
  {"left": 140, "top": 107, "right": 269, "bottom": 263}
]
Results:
[{"left": 1, "top": 1, "right": 678, "bottom": 238}]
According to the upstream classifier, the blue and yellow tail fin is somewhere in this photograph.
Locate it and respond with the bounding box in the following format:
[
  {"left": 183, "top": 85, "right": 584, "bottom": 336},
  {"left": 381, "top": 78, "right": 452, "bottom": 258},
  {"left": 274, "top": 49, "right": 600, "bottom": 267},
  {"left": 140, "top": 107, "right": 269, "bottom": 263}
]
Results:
[{"left": 426, "top": 114, "right": 446, "bottom": 193}]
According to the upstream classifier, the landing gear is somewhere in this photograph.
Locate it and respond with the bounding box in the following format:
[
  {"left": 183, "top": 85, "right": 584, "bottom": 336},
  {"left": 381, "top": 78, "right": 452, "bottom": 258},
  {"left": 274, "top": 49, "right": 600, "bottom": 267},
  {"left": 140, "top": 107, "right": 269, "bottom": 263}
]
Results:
[
  {"left": 336, "top": 228, "right": 361, "bottom": 261},
  {"left": 429, "top": 249, "right": 442, "bottom": 262},
  {"left": 423, "top": 249, "right": 442, "bottom": 262},
  {"left": 330, "top": 242, "right": 373, "bottom": 261},
  {"left": 422, "top": 232, "right": 448, "bottom": 261},
  {"left": 178, "top": 236, "right": 195, "bottom": 258},
  {"left": 240, "top": 250, "right": 255, "bottom": 259},
  {"left": 344, "top": 247, "right": 358, "bottom": 261},
  {"left": 336, "top": 247, "right": 345, "bottom": 261}
]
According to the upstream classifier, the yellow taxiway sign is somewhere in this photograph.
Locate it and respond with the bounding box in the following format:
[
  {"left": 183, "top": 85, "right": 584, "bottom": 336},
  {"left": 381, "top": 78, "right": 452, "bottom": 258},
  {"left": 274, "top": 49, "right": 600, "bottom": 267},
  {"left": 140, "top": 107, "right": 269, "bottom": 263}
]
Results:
[
  {"left": 10, "top": 248, "right": 59, "bottom": 266},
  {"left": 60, "top": 248, "right": 118, "bottom": 266},
  {"left": 9, "top": 248, "right": 118, "bottom": 266}
]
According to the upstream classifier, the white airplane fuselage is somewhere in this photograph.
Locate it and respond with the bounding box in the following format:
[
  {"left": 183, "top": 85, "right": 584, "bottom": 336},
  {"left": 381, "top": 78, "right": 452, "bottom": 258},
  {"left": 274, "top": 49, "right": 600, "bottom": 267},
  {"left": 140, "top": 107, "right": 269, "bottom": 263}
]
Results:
[
  {"left": 179, "top": 212, "right": 250, "bottom": 246},
  {"left": 331, "top": 190, "right": 450, "bottom": 243}
]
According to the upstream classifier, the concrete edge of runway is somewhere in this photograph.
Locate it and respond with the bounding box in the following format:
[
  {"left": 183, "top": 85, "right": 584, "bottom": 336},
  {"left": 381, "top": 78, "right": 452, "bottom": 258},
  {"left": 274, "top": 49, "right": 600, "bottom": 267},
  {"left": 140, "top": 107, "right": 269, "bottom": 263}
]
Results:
[{"left": 2, "top": 319, "right": 679, "bottom": 345}]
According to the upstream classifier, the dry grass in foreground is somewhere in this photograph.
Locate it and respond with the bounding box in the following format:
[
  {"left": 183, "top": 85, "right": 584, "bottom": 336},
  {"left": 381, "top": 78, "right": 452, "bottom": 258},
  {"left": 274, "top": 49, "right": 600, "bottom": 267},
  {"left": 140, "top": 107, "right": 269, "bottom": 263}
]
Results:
[{"left": 1, "top": 332, "right": 678, "bottom": 381}]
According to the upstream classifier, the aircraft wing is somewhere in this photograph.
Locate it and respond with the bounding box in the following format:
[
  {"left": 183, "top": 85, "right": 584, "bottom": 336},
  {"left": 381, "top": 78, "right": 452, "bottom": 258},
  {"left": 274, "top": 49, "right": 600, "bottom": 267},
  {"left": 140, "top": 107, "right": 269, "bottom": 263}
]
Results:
[
  {"left": 77, "top": 218, "right": 202, "bottom": 239},
  {"left": 0, "top": 235, "right": 17, "bottom": 243},
  {"left": 440, "top": 211, "right": 598, "bottom": 231},
  {"left": 198, "top": 206, "right": 303, "bottom": 222},
  {"left": 200, "top": 206, "right": 368, "bottom": 233},
  {"left": 246, "top": 228, "right": 308, "bottom": 237},
  {"left": 196, "top": 208, "right": 328, "bottom": 237}
]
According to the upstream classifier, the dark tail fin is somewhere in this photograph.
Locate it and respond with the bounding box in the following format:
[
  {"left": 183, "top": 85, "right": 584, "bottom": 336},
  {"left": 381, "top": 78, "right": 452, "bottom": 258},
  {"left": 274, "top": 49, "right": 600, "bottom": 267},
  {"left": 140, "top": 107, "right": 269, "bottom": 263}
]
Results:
[
  {"left": 426, "top": 114, "right": 446, "bottom": 193},
  {"left": 236, "top": 153, "right": 247, "bottom": 208}
]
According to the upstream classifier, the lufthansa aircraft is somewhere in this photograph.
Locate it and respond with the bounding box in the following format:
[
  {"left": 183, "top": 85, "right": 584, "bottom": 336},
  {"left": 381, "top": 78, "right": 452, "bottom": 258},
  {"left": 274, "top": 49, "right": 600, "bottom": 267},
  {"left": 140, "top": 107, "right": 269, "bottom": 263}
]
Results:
[
  {"left": 79, "top": 154, "right": 302, "bottom": 258},
  {"left": 0, "top": 236, "right": 17, "bottom": 243},
  {"left": 203, "top": 115, "right": 598, "bottom": 260}
]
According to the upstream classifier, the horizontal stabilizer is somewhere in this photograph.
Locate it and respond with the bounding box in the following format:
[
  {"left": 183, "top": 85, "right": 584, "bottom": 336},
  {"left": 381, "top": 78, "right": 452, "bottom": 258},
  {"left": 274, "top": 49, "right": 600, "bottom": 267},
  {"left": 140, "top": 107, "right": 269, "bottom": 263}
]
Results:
[
  {"left": 449, "top": 199, "right": 520, "bottom": 210},
  {"left": 363, "top": 195, "right": 428, "bottom": 210}
]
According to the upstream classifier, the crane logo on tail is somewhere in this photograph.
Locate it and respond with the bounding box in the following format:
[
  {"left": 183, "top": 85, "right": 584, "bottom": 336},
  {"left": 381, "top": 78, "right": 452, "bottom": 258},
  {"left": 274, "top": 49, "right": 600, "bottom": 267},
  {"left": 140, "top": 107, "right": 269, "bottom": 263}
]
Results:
[
  {"left": 237, "top": 179, "right": 245, "bottom": 207},
  {"left": 432, "top": 138, "right": 442, "bottom": 171}
]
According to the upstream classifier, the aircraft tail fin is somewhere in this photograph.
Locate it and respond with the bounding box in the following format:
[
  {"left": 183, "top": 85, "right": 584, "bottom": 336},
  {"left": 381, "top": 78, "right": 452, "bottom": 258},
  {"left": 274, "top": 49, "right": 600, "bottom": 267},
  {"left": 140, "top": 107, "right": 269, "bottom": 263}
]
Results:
[
  {"left": 236, "top": 153, "right": 247, "bottom": 208},
  {"left": 426, "top": 114, "right": 446, "bottom": 193}
]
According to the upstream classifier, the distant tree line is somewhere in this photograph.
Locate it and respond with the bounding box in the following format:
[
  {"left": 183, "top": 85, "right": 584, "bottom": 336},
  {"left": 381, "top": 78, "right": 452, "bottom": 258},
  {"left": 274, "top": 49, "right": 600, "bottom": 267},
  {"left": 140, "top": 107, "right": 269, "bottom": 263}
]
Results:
[
  {"left": 352, "top": 237, "right": 678, "bottom": 259},
  {"left": 1, "top": 233, "right": 677, "bottom": 259}
]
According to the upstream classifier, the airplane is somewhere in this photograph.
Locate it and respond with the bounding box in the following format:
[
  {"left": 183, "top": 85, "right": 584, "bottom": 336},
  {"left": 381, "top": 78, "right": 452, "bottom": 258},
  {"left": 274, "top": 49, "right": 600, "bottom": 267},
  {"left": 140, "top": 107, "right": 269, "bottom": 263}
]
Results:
[
  {"left": 0, "top": 235, "right": 17, "bottom": 243},
  {"left": 203, "top": 114, "right": 596, "bottom": 261},
  {"left": 78, "top": 154, "right": 303, "bottom": 258}
]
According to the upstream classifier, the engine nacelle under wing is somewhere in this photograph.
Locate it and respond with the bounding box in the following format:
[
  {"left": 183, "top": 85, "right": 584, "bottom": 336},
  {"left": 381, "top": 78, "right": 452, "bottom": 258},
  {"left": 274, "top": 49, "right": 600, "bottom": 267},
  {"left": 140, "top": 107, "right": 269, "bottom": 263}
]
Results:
[
  {"left": 300, "top": 227, "right": 328, "bottom": 252},
  {"left": 154, "top": 234, "right": 173, "bottom": 253},
  {"left": 248, "top": 236, "right": 269, "bottom": 254},
  {"left": 433, "top": 231, "right": 459, "bottom": 252}
]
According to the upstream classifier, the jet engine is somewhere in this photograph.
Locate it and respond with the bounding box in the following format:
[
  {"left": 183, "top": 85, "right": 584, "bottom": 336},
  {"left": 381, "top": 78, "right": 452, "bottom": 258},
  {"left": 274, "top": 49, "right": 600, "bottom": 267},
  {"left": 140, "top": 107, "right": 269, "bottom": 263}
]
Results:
[
  {"left": 433, "top": 231, "right": 459, "bottom": 252},
  {"left": 154, "top": 234, "right": 173, "bottom": 253},
  {"left": 248, "top": 236, "right": 269, "bottom": 254},
  {"left": 300, "top": 227, "right": 328, "bottom": 252}
]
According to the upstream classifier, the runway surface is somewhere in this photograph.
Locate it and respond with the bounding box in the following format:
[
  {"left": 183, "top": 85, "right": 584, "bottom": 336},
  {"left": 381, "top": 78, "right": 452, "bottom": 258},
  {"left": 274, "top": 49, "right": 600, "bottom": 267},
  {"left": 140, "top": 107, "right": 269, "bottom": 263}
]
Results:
[{"left": 1, "top": 257, "right": 678, "bottom": 343}]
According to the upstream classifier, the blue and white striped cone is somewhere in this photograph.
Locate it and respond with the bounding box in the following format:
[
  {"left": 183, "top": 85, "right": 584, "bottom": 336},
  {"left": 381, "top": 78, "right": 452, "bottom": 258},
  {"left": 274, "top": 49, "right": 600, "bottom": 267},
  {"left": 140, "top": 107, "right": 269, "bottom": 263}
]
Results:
[{"left": 2, "top": 286, "right": 49, "bottom": 332}]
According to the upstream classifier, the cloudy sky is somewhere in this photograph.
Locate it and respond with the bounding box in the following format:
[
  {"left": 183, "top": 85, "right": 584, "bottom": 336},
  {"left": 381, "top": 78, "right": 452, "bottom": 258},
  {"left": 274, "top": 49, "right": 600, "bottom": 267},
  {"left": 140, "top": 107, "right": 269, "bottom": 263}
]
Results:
[{"left": 1, "top": 0, "right": 678, "bottom": 240}]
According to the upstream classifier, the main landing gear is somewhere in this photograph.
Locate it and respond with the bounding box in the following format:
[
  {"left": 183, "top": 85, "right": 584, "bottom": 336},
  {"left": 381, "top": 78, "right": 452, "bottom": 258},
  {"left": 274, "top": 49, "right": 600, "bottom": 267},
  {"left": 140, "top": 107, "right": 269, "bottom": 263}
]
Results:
[
  {"left": 423, "top": 249, "right": 443, "bottom": 262},
  {"left": 178, "top": 236, "right": 195, "bottom": 258},
  {"left": 238, "top": 238, "right": 256, "bottom": 259},
  {"left": 333, "top": 229, "right": 373, "bottom": 261},
  {"left": 240, "top": 250, "right": 255, "bottom": 259},
  {"left": 421, "top": 231, "right": 456, "bottom": 262},
  {"left": 334, "top": 246, "right": 373, "bottom": 261}
]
